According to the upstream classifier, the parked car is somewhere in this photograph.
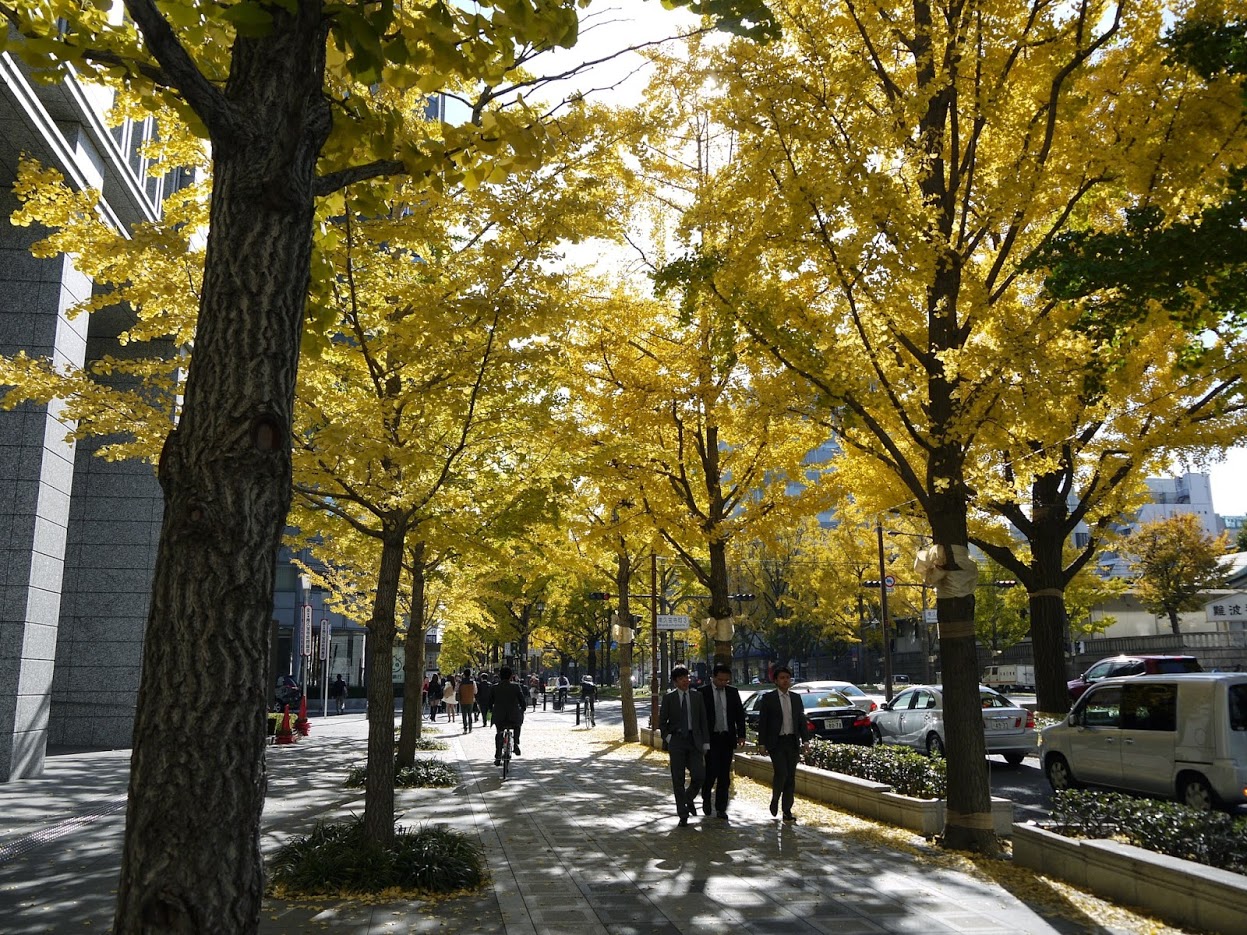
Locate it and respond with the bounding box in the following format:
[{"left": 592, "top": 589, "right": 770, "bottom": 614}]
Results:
[
  {"left": 1040, "top": 673, "right": 1247, "bottom": 810},
  {"left": 1067, "top": 654, "right": 1201, "bottom": 701},
  {"left": 868, "top": 684, "right": 1037, "bottom": 765},
  {"left": 742, "top": 687, "right": 873, "bottom": 746},
  {"left": 793, "top": 679, "right": 880, "bottom": 713},
  {"left": 274, "top": 675, "right": 301, "bottom": 710}
]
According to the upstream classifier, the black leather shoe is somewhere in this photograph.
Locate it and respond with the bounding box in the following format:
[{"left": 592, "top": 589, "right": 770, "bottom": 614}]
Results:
[
  {"left": 678, "top": 816, "right": 689, "bottom": 826},
  {"left": 513, "top": 745, "right": 521, "bottom": 756},
  {"left": 716, "top": 811, "right": 729, "bottom": 819},
  {"left": 494, "top": 759, "right": 501, "bottom": 766},
  {"left": 783, "top": 813, "right": 797, "bottom": 823},
  {"left": 702, "top": 800, "right": 712, "bottom": 816},
  {"left": 769, "top": 798, "right": 779, "bottom": 817}
]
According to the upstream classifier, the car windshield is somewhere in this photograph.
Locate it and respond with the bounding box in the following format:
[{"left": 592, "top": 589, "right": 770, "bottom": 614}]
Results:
[{"left": 805, "top": 691, "right": 851, "bottom": 708}]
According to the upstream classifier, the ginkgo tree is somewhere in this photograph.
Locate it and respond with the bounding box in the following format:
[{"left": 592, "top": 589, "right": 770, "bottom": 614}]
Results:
[
  {"left": 635, "top": 0, "right": 1247, "bottom": 852},
  {"left": 289, "top": 129, "right": 616, "bottom": 842}
]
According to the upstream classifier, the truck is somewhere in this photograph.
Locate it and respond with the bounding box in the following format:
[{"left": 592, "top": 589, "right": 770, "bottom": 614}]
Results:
[{"left": 982, "top": 664, "right": 1034, "bottom": 692}]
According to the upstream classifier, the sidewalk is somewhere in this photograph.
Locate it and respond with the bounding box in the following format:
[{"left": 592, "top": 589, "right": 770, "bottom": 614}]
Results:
[{"left": 0, "top": 703, "right": 1188, "bottom": 934}]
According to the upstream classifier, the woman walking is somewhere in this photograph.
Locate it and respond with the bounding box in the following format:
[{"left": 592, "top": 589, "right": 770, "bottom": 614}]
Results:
[{"left": 442, "top": 675, "right": 457, "bottom": 721}]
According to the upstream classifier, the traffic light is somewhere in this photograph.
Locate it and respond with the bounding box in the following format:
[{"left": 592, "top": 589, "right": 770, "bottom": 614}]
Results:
[{"left": 588, "top": 591, "right": 611, "bottom": 600}]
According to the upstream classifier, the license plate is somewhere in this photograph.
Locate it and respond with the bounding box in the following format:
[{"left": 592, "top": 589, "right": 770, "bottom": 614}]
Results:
[{"left": 987, "top": 718, "right": 1011, "bottom": 730}]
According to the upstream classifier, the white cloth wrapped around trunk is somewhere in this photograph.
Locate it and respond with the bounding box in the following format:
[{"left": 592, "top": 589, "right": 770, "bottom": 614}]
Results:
[
  {"left": 701, "top": 616, "right": 735, "bottom": 642},
  {"left": 914, "top": 543, "right": 979, "bottom": 599}
]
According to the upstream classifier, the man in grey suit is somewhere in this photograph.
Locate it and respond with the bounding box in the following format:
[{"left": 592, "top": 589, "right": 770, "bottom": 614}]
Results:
[
  {"left": 756, "top": 665, "right": 810, "bottom": 822},
  {"left": 658, "top": 665, "right": 710, "bottom": 825}
]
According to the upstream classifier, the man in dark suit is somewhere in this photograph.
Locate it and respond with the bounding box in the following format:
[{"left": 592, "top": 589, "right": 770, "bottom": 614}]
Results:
[
  {"left": 658, "top": 665, "right": 710, "bottom": 825},
  {"left": 756, "top": 665, "right": 809, "bottom": 822},
  {"left": 700, "top": 663, "right": 746, "bottom": 819}
]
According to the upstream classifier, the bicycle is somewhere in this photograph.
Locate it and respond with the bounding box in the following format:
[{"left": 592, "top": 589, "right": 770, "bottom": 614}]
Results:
[
  {"left": 499, "top": 727, "right": 513, "bottom": 780},
  {"left": 581, "top": 693, "right": 595, "bottom": 727}
]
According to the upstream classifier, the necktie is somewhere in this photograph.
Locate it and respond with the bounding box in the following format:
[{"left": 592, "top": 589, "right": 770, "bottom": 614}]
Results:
[
  {"left": 680, "top": 692, "right": 689, "bottom": 733},
  {"left": 716, "top": 688, "right": 727, "bottom": 731}
]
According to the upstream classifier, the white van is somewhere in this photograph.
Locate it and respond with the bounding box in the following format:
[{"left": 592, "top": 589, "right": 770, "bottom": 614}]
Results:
[{"left": 1039, "top": 673, "right": 1247, "bottom": 809}]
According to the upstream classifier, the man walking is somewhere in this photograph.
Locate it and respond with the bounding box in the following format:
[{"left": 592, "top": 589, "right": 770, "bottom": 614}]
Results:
[
  {"left": 459, "top": 669, "right": 477, "bottom": 733},
  {"left": 700, "top": 663, "right": 746, "bottom": 818},
  {"left": 658, "top": 665, "right": 710, "bottom": 825},
  {"left": 477, "top": 672, "right": 494, "bottom": 725},
  {"left": 492, "top": 667, "right": 526, "bottom": 765},
  {"left": 756, "top": 666, "right": 809, "bottom": 822}
]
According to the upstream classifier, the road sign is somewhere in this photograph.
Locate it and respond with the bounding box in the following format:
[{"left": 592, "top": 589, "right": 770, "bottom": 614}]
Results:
[
  {"left": 884, "top": 575, "right": 896, "bottom": 593},
  {"left": 657, "top": 614, "right": 690, "bottom": 631},
  {"left": 923, "top": 608, "right": 937, "bottom": 624},
  {"left": 301, "top": 611, "right": 312, "bottom": 657},
  {"left": 319, "top": 619, "right": 330, "bottom": 660}
]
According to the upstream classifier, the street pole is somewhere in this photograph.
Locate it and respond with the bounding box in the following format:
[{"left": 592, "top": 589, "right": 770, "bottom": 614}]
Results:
[
  {"left": 320, "top": 618, "right": 330, "bottom": 717},
  {"left": 650, "top": 552, "right": 660, "bottom": 730},
  {"left": 876, "top": 518, "right": 893, "bottom": 702}
]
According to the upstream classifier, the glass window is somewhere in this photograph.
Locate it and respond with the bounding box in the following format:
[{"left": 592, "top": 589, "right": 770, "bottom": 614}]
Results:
[
  {"left": 892, "top": 690, "right": 916, "bottom": 709},
  {"left": 812, "top": 692, "right": 850, "bottom": 708},
  {"left": 1123, "top": 683, "right": 1177, "bottom": 732},
  {"left": 980, "top": 691, "right": 1010, "bottom": 708},
  {"left": 1085, "top": 661, "right": 1115, "bottom": 680},
  {"left": 1154, "top": 658, "right": 1202, "bottom": 674},
  {"left": 912, "top": 690, "right": 937, "bottom": 709},
  {"left": 1229, "top": 685, "right": 1247, "bottom": 732},
  {"left": 1081, "top": 686, "right": 1122, "bottom": 728}
]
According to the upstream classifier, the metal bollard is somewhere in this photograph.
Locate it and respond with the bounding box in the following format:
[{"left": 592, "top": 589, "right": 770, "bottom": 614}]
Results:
[{"left": 575, "top": 700, "right": 581, "bottom": 725}]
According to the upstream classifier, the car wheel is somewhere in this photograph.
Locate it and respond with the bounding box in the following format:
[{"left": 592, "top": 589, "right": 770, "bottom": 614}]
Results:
[
  {"left": 1044, "top": 754, "right": 1079, "bottom": 792},
  {"left": 1178, "top": 773, "right": 1217, "bottom": 811},
  {"left": 1003, "top": 752, "right": 1025, "bottom": 766},
  {"left": 925, "top": 733, "right": 945, "bottom": 758},
  {"left": 871, "top": 724, "right": 884, "bottom": 746}
]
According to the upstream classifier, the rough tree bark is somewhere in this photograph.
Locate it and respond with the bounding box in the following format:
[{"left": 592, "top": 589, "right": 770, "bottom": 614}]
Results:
[
  {"left": 397, "top": 541, "right": 428, "bottom": 766},
  {"left": 113, "top": 4, "right": 332, "bottom": 932},
  {"left": 363, "top": 520, "right": 406, "bottom": 845},
  {"left": 615, "top": 551, "right": 638, "bottom": 742}
]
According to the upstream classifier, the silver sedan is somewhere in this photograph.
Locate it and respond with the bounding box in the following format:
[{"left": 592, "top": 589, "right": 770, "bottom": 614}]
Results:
[{"left": 868, "top": 684, "right": 1037, "bottom": 765}]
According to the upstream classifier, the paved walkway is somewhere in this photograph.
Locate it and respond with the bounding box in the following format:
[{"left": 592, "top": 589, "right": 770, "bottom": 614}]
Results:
[{"left": 0, "top": 703, "right": 1182, "bottom": 934}]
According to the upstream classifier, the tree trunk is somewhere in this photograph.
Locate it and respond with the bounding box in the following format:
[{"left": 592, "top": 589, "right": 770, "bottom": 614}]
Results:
[
  {"left": 708, "top": 537, "right": 733, "bottom": 667},
  {"left": 113, "top": 9, "right": 331, "bottom": 933},
  {"left": 397, "top": 542, "right": 427, "bottom": 767},
  {"left": 1168, "top": 608, "right": 1181, "bottom": 634},
  {"left": 1027, "top": 471, "right": 1073, "bottom": 714},
  {"left": 364, "top": 522, "right": 406, "bottom": 845},
  {"left": 616, "top": 553, "right": 638, "bottom": 742}
]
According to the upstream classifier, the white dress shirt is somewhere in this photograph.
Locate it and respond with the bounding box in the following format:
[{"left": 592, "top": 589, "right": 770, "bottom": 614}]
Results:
[{"left": 778, "top": 690, "right": 793, "bottom": 735}]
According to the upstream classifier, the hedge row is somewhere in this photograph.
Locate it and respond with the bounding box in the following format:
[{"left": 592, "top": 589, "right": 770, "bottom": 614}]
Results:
[
  {"left": 1051, "top": 789, "right": 1247, "bottom": 875},
  {"left": 800, "top": 740, "right": 946, "bottom": 799}
]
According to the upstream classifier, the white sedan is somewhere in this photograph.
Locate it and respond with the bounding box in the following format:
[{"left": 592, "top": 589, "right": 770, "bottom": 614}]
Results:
[{"left": 868, "top": 684, "right": 1037, "bottom": 765}]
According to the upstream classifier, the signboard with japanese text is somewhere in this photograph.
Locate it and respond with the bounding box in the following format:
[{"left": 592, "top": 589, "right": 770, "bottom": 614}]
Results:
[
  {"left": 1205, "top": 592, "right": 1247, "bottom": 623},
  {"left": 657, "top": 614, "right": 691, "bottom": 631}
]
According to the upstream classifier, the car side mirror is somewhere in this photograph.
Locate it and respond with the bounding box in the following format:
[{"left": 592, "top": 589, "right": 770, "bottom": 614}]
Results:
[{"left": 880, "top": 701, "right": 892, "bottom": 711}]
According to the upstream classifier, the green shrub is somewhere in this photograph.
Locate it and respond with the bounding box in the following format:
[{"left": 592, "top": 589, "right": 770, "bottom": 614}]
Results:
[
  {"left": 801, "top": 740, "right": 946, "bottom": 799},
  {"left": 1050, "top": 790, "right": 1247, "bottom": 874},
  {"left": 344, "top": 758, "right": 459, "bottom": 788},
  {"left": 390, "top": 733, "right": 448, "bottom": 751},
  {"left": 268, "top": 819, "right": 485, "bottom": 896}
]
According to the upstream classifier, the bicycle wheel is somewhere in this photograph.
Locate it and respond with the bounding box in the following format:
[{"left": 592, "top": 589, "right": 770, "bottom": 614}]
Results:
[{"left": 502, "top": 731, "right": 511, "bottom": 780}]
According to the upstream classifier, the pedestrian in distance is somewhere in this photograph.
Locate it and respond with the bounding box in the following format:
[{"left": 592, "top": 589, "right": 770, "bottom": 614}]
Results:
[
  {"left": 528, "top": 673, "right": 541, "bottom": 710},
  {"left": 459, "top": 669, "right": 477, "bottom": 733},
  {"left": 329, "top": 674, "right": 348, "bottom": 715},
  {"left": 492, "top": 667, "right": 526, "bottom": 765},
  {"left": 700, "top": 663, "right": 746, "bottom": 818},
  {"left": 427, "top": 673, "right": 442, "bottom": 721},
  {"left": 756, "top": 665, "right": 809, "bottom": 822},
  {"left": 477, "top": 673, "right": 494, "bottom": 726},
  {"left": 658, "top": 665, "right": 710, "bottom": 825},
  {"left": 442, "top": 675, "right": 457, "bottom": 721}
]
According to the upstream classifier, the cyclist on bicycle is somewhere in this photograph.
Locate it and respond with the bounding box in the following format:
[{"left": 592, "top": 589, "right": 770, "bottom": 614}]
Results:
[
  {"left": 492, "top": 667, "right": 526, "bottom": 766},
  {"left": 580, "top": 676, "right": 596, "bottom": 714}
]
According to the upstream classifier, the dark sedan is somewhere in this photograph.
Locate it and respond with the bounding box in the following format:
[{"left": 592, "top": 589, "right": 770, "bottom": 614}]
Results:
[{"left": 743, "top": 687, "right": 873, "bottom": 745}]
